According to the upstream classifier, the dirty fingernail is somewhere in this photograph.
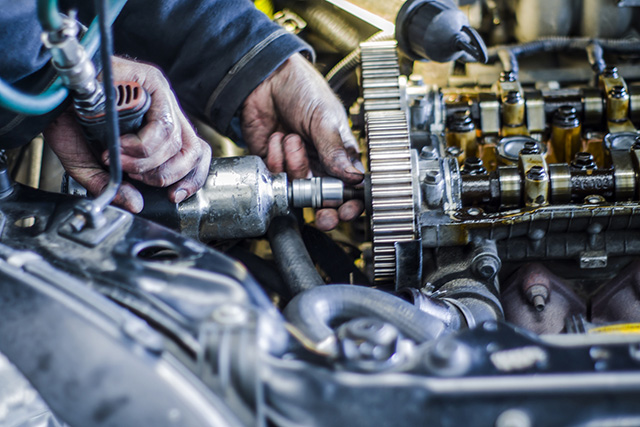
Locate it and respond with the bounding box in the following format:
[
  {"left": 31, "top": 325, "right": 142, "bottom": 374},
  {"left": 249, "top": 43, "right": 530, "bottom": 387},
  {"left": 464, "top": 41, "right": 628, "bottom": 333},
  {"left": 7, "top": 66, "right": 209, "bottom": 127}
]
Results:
[
  {"left": 174, "top": 189, "right": 187, "bottom": 204},
  {"left": 345, "top": 165, "right": 364, "bottom": 176},
  {"left": 130, "top": 198, "right": 144, "bottom": 214}
]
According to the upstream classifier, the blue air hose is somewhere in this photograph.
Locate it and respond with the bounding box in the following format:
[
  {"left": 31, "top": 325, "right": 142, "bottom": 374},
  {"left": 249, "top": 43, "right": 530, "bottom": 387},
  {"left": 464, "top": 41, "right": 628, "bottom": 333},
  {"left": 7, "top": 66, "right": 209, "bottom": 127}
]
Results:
[{"left": 0, "top": 0, "right": 128, "bottom": 115}]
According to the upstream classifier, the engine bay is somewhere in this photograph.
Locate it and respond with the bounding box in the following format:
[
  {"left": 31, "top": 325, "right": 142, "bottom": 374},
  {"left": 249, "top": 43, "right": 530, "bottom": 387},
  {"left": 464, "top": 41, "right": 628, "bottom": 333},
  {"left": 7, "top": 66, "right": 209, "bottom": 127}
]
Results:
[{"left": 3, "top": 0, "right": 640, "bottom": 425}]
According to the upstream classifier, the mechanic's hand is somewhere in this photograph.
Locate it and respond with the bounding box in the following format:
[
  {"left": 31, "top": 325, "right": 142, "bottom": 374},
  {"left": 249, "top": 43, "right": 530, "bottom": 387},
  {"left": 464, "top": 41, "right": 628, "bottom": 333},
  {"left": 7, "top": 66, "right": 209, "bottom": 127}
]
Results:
[
  {"left": 44, "top": 57, "right": 211, "bottom": 213},
  {"left": 241, "top": 53, "right": 364, "bottom": 231}
]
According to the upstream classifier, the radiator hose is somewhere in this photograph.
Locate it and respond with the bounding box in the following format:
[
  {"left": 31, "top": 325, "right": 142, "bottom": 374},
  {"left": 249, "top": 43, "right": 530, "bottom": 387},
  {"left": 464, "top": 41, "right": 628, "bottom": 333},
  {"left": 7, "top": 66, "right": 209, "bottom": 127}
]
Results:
[
  {"left": 268, "top": 214, "right": 325, "bottom": 297},
  {"left": 284, "top": 284, "right": 447, "bottom": 355}
]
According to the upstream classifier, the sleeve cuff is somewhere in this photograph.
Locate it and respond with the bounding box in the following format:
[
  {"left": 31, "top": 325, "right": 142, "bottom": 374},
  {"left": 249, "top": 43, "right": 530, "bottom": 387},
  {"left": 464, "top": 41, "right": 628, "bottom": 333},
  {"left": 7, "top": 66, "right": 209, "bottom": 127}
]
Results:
[{"left": 204, "top": 29, "right": 314, "bottom": 135}]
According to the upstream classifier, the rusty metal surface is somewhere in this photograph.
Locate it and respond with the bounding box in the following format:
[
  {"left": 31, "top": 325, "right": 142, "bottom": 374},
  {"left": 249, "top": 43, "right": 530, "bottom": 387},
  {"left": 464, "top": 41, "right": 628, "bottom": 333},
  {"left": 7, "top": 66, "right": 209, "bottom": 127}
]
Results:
[
  {"left": 501, "top": 263, "right": 585, "bottom": 334},
  {"left": 591, "top": 261, "right": 640, "bottom": 324}
]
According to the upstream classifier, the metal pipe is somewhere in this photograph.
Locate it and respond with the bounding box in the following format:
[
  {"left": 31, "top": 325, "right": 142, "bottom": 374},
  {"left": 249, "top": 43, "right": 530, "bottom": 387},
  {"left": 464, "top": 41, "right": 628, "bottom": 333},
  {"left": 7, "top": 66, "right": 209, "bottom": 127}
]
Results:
[{"left": 89, "top": 0, "right": 122, "bottom": 215}]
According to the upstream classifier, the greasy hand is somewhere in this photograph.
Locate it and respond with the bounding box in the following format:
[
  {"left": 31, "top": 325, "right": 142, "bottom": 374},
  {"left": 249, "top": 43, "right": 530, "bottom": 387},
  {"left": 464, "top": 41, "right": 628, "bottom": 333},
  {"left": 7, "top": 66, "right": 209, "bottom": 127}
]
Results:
[
  {"left": 241, "top": 53, "right": 364, "bottom": 231},
  {"left": 44, "top": 57, "right": 211, "bottom": 213}
]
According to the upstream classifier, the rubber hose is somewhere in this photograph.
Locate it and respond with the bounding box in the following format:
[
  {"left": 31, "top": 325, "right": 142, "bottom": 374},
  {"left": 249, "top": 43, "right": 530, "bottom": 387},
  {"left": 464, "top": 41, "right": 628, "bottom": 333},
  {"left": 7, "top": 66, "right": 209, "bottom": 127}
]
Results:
[
  {"left": 268, "top": 215, "right": 324, "bottom": 297},
  {"left": 497, "top": 48, "right": 519, "bottom": 77},
  {"left": 326, "top": 31, "right": 394, "bottom": 91},
  {"left": 487, "top": 36, "right": 640, "bottom": 64},
  {"left": 586, "top": 42, "right": 606, "bottom": 74},
  {"left": 0, "top": 79, "right": 69, "bottom": 116},
  {"left": 37, "top": 0, "right": 64, "bottom": 32},
  {"left": 225, "top": 246, "right": 289, "bottom": 299},
  {"left": 0, "top": 0, "right": 128, "bottom": 115},
  {"left": 284, "top": 285, "right": 447, "bottom": 348}
]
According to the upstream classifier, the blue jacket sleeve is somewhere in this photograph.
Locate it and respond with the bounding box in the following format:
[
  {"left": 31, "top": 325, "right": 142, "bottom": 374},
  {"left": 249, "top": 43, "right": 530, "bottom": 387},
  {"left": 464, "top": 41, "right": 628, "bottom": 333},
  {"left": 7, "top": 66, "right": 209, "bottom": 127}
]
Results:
[
  {"left": 109, "top": 0, "right": 313, "bottom": 135},
  {"left": 0, "top": 1, "right": 70, "bottom": 149}
]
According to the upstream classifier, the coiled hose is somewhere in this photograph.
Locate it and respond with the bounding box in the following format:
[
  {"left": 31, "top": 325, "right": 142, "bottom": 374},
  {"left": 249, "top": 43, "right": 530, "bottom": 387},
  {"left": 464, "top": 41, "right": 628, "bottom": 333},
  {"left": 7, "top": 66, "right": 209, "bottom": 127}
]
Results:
[
  {"left": 0, "top": 0, "right": 128, "bottom": 115},
  {"left": 284, "top": 284, "right": 448, "bottom": 355},
  {"left": 325, "top": 31, "right": 394, "bottom": 91},
  {"left": 301, "top": 5, "right": 361, "bottom": 54},
  {"left": 267, "top": 214, "right": 325, "bottom": 297}
]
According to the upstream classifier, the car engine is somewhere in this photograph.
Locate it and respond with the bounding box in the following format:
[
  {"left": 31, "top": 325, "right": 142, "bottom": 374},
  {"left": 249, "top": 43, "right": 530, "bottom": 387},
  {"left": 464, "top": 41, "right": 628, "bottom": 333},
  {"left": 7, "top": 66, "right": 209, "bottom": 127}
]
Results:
[{"left": 2, "top": 0, "right": 640, "bottom": 426}]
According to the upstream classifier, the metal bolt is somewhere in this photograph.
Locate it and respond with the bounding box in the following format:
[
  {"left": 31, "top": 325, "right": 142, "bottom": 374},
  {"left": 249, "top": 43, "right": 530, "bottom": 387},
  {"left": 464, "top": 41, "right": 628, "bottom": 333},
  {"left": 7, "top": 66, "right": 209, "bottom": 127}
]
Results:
[
  {"left": 505, "top": 90, "right": 522, "bottom": 104},
  {"left": 69, "top": 213, "right": 88, "bottom": 232},
  {"left": 409, "top": 74, "right": 425, "bottom": 86},
  {"left": 585, "top": 195, "right": 605, "bottom": 204},
  {"left": 430, "top": 339, "right": 459, "bottom": 365},
  {"left": 532, "top": 295, "right": 545, "bottom": 311},
  {"left": 499, "top": 70, "right": 517, "bottom": 82},
  {"left": 461, "top": 156, "right": 487, "bottom": 176},
  {"left": 555, "top": 105, "right": 577, "bottom": 119},
  {"left": 526, "top": 166, "right": 546, "bottom": 181},
  {"left": 449, "top": 110, "right": 474, "bottom": 133},
  {"left": 338, "top": 317, "right": 399, "bottom": 363},
  {"left": 519, "top": 140, "right": 540, "bottom": 155},
  {"left": 525, "top": 284, "right": 549, "bottom": 312},
  {"left": 423, "top": 336, "right": 472, "bottom": 377},
  {"left": 467, "top": 207, "right": 482, "bottom": 216},
  {"left": 446, "top": 146, "right": 461, "bottom": 158},
  {"left": 420, "top": 146, "right": 437, "bottom": 159},
  {"left": 425, "top": 170, "right": 441, "bottom": 184},
  {"left": 553, "top": 105, "right": 580, "bottom": 128},
  {"left": 282, "top": 19, "right": 299, "bottom": 33},
  {"left": 571, "top": 152, "right": 596, "bottom": 171},
  {"left": 609, "top": 85, "right": 628, "bottom": 99},
  {"left": 475, "top": 254, "right": 500, "bottom": 279},
  {"left": 603, "top": 66, "right": 619, "bottom": 79}
]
